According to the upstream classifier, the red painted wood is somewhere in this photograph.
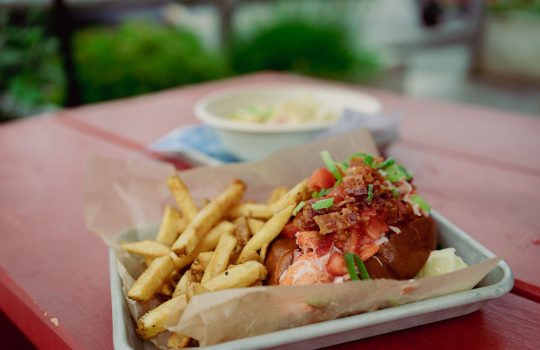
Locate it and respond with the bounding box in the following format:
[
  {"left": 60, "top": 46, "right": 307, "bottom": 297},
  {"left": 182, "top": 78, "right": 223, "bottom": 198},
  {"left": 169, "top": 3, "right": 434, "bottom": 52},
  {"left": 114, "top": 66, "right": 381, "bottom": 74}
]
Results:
[
  {"left": 513, "top": 279, "right": 540, "bottom": 304},
  {"left": 331, "top": 292, "right": 540, "bottom": 350},
  {"left": 0, "top": 116, "right": 157, "bottom": 349}
]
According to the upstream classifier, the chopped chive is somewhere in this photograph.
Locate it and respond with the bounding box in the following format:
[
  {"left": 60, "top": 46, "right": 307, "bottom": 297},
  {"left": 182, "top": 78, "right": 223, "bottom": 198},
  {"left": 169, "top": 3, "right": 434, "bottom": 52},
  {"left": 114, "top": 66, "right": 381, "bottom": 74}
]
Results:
[
  {"left": 392, "top": 188, "right": 399, "bottom": 198},
  {"left": 292, "top": 201, "right": 306, "bottom": 216},
  {"left": 337, "top": 161, "right": 350, "bottom": 171},
  {"left": 375, "top": 158, "right": 396, "bottom": 169},
  {"left": 344, "top": 252, "right": 371, "bottom": 281},
  {"left": 350, "top": 152, "right": 374, "bottom": 167},
  {"left": 410, "top": 194, "right": 431, "bottom": 212},
  {"left": 321, "top": 150, "right": 342, "bottom": 181},
  {"left": 398, "top": 165, "right": 413, "bottom": 181},
  {"left": 367, "top": 184, "right": 374, "bottom": 202},
  {"left": 311, "top": 198, "right": 334, "bottom": 210}
]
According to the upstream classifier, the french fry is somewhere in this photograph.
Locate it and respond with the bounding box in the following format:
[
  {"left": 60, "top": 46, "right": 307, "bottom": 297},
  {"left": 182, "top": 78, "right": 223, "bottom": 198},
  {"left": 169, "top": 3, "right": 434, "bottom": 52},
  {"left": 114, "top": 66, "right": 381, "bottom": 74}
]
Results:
[
  {"left": 158, "top": 282, "right": 174, "bottom": 297},
  {"left": 128, "top": 255, "right": 175, "bottom": 302},
  {"left": 168, "top": 333, "right": 191, "bottom": 349},
  {"left": 201, "top": 232, "right": 237, "bottom": 283},
  {"left": 229, "top": 203, "right": 273, "bottom": 220},
  {"left": 233, "top": 216, "right": 251, "bottom": 245},
  {"left": 237, "top": 250, "right": 262, "bottom": 264},
  {"left": 173, "top": 270, "right": 192, "bottom": 297},
  {"left": 237, "top": 204, "right": 295, "bottom": 263},
  {"left": 167, "top": 175, "right": 198, "bottom": 222},
  {"left": 121, "top": 240, "right": 170, "bottom": 258},
  {"left": 155, "top": 205, "right": 182, "bottom": 245},
  {"left": 172, "top": 221, "right": 235, "bottom": 271},
  {"left": 267, "top": 186, "right": 288, "bottom": 205},
  {"left": 190, "top": 251, "right": 213, "bottom": 274},
  {"left": 260, "top": 243, "right": 269, "bottom": 261},
  {"left": 171, "top": 181, "right": 245, "bottom": 257},
  {"left": 176, "top": 216, "right": 188, "bottom": 235},
  {"left": 137, "top": 294, "right": 187, "bottom": 339},
  {"left": 202, "top": 261, "right": 267, "bottom": 291},
  {"left": 269, "top": 180, "right": 307, "bottom": 212},
  {"left": 186, "top": 282, "right": 210, "bottom": 301},
  {"left": 144, "top": 256, "right": 155, "bottom": 267},
  {"left": 247, "top": 218, "right": 265, "bottom": 234}
]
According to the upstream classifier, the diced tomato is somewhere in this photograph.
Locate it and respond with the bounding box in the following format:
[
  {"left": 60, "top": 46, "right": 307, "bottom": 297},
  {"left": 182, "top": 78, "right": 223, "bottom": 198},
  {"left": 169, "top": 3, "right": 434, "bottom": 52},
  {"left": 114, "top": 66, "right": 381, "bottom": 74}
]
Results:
[
  {"left": 281, "top": 221, "right": 299, "bottom": 239},
  {"left": 307, "top": 167, "right": 335, "bottom": 192},
  {"left": 365, "top": 216, "right": 388, "bottom": 241},
  {"left": 326, "top": 252, "right": 348, "bottom": 277}
]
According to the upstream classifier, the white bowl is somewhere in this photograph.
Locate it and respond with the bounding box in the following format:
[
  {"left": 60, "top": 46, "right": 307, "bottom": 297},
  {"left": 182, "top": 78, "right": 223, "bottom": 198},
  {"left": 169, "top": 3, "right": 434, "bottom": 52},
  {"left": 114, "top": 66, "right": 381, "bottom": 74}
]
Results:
[{"left": 195, "top": 84, "right": 382, "bottom": 161}]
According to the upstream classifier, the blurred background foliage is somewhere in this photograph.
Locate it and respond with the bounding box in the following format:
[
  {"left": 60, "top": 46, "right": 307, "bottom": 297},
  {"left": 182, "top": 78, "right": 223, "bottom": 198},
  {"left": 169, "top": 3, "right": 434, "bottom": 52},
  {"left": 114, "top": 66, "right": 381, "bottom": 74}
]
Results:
[
  {"left": 0, "top": 0, "right": 379, "bottom": 120},
  {"left": 0, "top": 10, "right": 65, "bottom": 121}
]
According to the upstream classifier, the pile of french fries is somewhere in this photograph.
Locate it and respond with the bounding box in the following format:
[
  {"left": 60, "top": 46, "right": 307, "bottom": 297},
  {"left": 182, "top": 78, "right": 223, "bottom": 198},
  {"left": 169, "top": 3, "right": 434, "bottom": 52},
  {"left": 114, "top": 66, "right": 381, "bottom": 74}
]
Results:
[{"left": 121, "top": 174, "right": 307, "bottom": 348}]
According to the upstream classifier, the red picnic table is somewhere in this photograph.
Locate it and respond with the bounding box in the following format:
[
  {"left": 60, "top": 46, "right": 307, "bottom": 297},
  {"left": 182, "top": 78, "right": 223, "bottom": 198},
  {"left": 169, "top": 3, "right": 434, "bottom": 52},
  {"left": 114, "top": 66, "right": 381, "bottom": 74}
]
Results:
[{"left": 1, "top": 72, "right": 539, "bottom": 349}]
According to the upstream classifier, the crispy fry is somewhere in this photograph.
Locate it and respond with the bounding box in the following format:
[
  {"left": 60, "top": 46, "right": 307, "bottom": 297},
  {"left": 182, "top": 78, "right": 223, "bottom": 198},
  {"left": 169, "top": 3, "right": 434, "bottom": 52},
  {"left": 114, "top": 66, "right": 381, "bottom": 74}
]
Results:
[
  {"left": 229, "top": 203, "right": 273, "bottom": 220},
  {"left": 237, "top": 204, "right": 295, "bottom": 263},
  {"left": 121, "top": 240, "right": 170, "bottom": 258},
  {"left": 137, "top": 294, "right": 187, "bottom": 339},
  {"left": 247, "top": 218, "right": 265, "bottom": 234},
  {"left": 173, "top": 221, "right": 235, "bottom": 270},
  {"left": 128, "top": 255, "right": 175, "bottom": 302},
  {"left": 176, "top": 216, "right": 188, "bottom": 234},
  {"left": 186, "top": 282, "right": 210, "bottom": 301},
  {"left": 236, "top": 250, "right": 262, "bottom": 264},
  {"left": 158, "top": 282, "right": 174, "bottom": 297},
  {"left": 167, "top": 175, "right": 198, "bottom": 222},
  {"left": 260, "top": 243, "right": 269, "bottom": 261},
  {"left": 171, "top": 181, "right": 245, "bottom": 256},
  {"left": 144, "top": 256, "right": 155, "bottom": 267},
  {"left": 168, "top": 333, "right": 191, "bottom": 349},
  {"left": 155, "top": 205, "right": 182, "bottom": 245},
  {"left": 173, "top": 270, "right": 192, "bottom": 297},
  {"left": 201, "top": 232, "right": 237, "bottom": 283},
  {"left": 190, "top": 251, "right": 213, "bottom": 273},
  {"left": 233, "top": 216, "right": 251, "bottom": 245},
  {"left": 267, "top": 186, "right": 288, "bottom": 205},
  {"left": 202, "top": 261, "right": 267, "bottom": 291},
  {"left": 269, "top": 180, "right": 307, "bottom": 212}
]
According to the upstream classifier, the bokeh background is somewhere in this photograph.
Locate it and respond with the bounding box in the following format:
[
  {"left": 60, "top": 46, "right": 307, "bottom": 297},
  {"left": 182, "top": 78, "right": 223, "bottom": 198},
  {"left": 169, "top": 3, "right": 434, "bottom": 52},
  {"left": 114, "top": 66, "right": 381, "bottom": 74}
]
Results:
[{"left": 1, "top": 0, "right": 539, "bottom": 122}]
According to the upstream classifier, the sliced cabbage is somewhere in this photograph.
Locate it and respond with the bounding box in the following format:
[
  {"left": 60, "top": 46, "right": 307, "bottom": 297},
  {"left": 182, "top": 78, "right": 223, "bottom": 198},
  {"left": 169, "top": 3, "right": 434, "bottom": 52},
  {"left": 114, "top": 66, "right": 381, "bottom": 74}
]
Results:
[{"left": 416, "top": 248, "right": 468, "bottom": 278}]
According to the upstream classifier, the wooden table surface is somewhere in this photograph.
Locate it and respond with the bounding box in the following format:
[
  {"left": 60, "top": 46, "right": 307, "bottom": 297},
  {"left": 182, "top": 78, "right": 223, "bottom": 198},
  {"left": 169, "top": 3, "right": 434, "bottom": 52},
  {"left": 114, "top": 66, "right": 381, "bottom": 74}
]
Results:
[{"left": 1, "top": 72, "right": 539, "bottom": 349}]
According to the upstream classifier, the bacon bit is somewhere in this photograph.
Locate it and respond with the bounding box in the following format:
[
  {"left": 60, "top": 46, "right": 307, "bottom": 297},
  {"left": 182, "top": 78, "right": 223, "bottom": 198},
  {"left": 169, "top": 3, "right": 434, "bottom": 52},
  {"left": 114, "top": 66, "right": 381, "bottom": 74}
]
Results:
[
  {"left": 400, "top": 284, "right": 418, "bottom": 295},
  {"left": 313, "top": 208, "right": 360, "bottom": 235},
  {"left": 342, "top": 175, "right": 367, "bottom": 197}
]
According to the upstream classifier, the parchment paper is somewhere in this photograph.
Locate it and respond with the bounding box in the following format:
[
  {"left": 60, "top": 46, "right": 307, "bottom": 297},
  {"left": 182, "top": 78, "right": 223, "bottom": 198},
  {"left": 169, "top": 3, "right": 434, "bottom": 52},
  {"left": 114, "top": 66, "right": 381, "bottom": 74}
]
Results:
[{"left": 85, "top": 128, "right": 500, "bottom": 348}]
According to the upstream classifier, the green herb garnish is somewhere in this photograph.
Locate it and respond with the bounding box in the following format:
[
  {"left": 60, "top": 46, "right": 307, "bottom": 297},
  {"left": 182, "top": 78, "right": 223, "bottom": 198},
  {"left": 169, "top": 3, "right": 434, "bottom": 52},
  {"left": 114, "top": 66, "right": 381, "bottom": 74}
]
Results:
[
  {"left": 409, "top": 194, "right": 431, "bottom": 212},
  {"left": 344, "top": 252, "right": 371, "bottom": 281},
  {"left": 337, "top": 161, "right": 350, "bottom": 171},
  {"left": 313, "top": 187, "right": 331, "bottom": 199},
  {"left": 385, "top": 163, "right": 413, "bottom": 182},
  {"left": 367, "top": 184, "right": 374, "bottom": 202},
  {"left": 392, "top": 188, "right": 399, "bottom": 198},
  {"left": 292, "top": 201, "right": 306, "bottom": 216},
  {"left": 321, "top": 150, "right": 342, "bottom": 181},
  {"left": 311, "top": 198, "right": 334, "bottom": 210},
  {"left": 350, "top": 152, "right": 374, "bottom": 167},
  {"left": 375, "top": 158, "right": 396, "bottom": 169}
]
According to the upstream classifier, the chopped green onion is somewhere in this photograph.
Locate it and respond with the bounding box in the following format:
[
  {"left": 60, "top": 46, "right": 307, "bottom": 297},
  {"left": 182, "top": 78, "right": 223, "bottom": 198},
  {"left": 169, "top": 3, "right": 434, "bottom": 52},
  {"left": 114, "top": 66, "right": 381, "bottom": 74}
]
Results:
[
  {"left": 367, "top": 184, "right": 374, "bottom": 202},
  {"left": 385, "top": 163, "right": 413, "bottom": 182},
  {"left": 375, "top": 158, "right": 396, "bottom": 169},
  {"left": 344, "top": 252, "right": 371, "bottom": 281},
  {"left": 350, "top": 152, "right": 374, "bottom": 167},
  {"left": 398, "top": 165, "right": 413, "bottom": 180},
  {"left": 409, "top": 194, "right": 431, "bottom": 212},
  {"left": 292, "top": 201, "right": 306, "bottom": 216},
  {"left": 321, "top": 150, "right": 342, "bottom": 181},
  {"left": 392, "top": 188, "right": 399, "bottom": 198},
  {"left": 311, "top": 198, "right": 334, "bottom": 210},
  {"left": 337, "top": 161, "right": 350, "bottom": 171}
]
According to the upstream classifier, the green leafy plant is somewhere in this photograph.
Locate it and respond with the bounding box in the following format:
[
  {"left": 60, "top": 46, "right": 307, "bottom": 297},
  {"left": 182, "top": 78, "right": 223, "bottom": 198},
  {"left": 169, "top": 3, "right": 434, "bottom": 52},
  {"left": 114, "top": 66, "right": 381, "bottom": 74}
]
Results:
[
  {"left": 230, "top": 1, "right": 380, "bottom": 81},
  {"left": 0, "top": 11, "right": 65, "bottom": 121},
  {"left": 74, "top": 22, "right": 229, "bottom": 103}
]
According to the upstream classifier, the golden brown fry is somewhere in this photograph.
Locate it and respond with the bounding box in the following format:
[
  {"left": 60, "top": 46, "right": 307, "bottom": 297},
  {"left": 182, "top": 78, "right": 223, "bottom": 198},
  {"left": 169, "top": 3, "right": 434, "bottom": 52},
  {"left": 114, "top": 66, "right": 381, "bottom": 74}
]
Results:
[
  {"left": 128, "top": 255, "right": 175, "bottom": 302},
  {"left": 201, "top": 232, "right": 237, "bottom": 283},
  {"left": 155, "top": 205, "right": 182, "bottom": 245},
  {"left": 237, "top": 204, "right": 295, "bottom": 263},
  {"left": 247, "top": 218, "right": 265, "bottom": 234},
  {"left": 236, "top": 250, "right": 262, "bottom": 264},
  {"left": 121, "top": 240, "right": 170, "bottom": 258},
  {"left": 144, "top": 256, "right": 155, "bottom": 267},
  {"left": 176, "top": 216, "right": 188, "bottom": 237},
  {"left": 173, "top": 221, "right": 235, "bottom": 271},
  {"left": 186, "top": 282, "right": 210, "bottom": 301},
  {"left": 173, "top": 270, "right": 192, "bottom": 297},
  {"left": 137, "top": 294, "right": 187, "bottom": 339},
  {"left": 158, "top": 282, "right": 174, "bottom": 297},
  {"left": 168, "top": 333, "right": 191, "bottom": 349},
  {"left": 267, "top": 186, "right": 288, "bottom": 205},
  {"left": 229, "top": 203, "right": 273, "bottom": 220},
  {"left": 167, "top": 175, "right": 198, "bottom": 222},
  {"left": 269, "top": 180, "right": 307, "bottom": 212},
  {"left": 171, "top": 181, "right": 245, "bottom": 257},
  {"left": 260, "top": 243, "right": 269, "bottom": 261},
  {"left": 233, "top": 216, "right": 251, "bottom": 245},
  {"left": 190, "top": 251, "right": 213, "bottom": 273},
  {"left": 202, "top": 261, "right": 267, "bottom": 291}
]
